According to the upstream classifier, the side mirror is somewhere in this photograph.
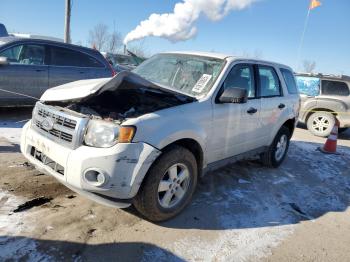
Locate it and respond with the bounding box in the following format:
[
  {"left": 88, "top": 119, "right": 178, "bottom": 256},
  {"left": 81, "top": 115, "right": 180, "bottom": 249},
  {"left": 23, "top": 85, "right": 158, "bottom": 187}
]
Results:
[
  {"left": 0, "top": 57, "right": 8, "bottom": 66},
  {"left": 218, "top": 87, "right": 248, "bottom": 104}
]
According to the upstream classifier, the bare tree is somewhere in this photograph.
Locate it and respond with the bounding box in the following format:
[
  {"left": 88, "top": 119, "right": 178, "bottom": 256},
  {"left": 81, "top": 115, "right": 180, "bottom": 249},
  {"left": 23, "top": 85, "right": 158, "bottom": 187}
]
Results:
[
  {"left": 107, "top": 31, "right": 122, "bottom": 53},
  {"left": 303, "top": 60, "right": 316, "bottom": 73},
  {"left": 238, "top": 49, "right": 263, "bottom": 59},
  {"left": 127, "top": 39, "right": 148, "bottom": 58},
  {"left": 88, "top": 23, "right": 123, "bottom": 53},
  {"left": 253, "top": 49, "right": 263, "bottom": 59},
  {"left": 88, "top": 23, "right": 109, "bottom": 51}
]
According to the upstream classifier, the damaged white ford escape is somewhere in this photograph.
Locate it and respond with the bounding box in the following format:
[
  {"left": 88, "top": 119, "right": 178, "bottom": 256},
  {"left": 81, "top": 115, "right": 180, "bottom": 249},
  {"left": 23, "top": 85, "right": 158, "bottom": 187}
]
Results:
[{"left": 21, "top": 52, "right": 300, "bottom": 221}]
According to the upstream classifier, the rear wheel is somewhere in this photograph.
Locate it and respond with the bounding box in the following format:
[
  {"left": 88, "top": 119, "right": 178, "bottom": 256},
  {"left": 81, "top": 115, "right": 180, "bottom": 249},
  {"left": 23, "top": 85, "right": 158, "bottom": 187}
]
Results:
[
  {"left": 261, "top": 126, "right": 290, "bottom": 168},
  {"left": 133, "top": 146, "right": 198, "bottom": 222},
  {"left": 307, "top": 112, "right": 335, "bottom": 137}
]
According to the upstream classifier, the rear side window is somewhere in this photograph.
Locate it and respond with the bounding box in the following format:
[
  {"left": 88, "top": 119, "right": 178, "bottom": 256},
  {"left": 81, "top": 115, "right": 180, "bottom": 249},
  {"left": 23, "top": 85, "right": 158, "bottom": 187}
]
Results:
[
  {"left": 281, "top": 69, "right": 298, "bottom": 94},
  {"left": 258, "top": 66, "right": 281, "bottom": 97},
  {"left": 321, "top": 80, "right": 349, "bottom": 96},
  {"left": 50, "top": 46, "right": 104, "bottom": 68}
]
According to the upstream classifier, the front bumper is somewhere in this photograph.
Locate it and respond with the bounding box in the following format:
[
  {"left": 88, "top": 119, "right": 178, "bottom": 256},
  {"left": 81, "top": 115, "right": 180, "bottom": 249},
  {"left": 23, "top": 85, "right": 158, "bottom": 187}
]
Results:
[{"left": 21, "top": 121, "right": 161, "bottom": 208}]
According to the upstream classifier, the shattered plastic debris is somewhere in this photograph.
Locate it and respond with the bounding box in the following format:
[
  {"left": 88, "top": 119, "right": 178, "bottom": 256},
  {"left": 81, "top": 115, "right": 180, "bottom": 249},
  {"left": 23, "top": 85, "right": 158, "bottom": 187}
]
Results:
[{"left": 13, "top": 197, "right": 53, "bottom": 213}]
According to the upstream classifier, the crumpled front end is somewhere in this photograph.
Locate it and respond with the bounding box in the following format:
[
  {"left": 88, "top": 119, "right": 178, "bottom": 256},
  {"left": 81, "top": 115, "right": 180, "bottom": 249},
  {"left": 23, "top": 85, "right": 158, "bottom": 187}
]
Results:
[{"left": 20, "top": 103, "right": 161, "bottom": 208}]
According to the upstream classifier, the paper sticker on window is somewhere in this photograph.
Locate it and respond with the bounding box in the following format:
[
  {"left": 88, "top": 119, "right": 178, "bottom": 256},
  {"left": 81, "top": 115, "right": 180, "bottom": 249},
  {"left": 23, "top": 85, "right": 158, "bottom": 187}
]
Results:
[{"left": 192, "top": 74, "right": 212, "bottom": 93}]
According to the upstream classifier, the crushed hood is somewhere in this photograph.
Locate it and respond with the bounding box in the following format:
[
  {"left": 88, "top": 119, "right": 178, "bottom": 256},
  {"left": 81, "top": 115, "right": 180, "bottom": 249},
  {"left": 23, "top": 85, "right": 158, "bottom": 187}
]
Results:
[{"left": 40, "top": 71, "right": 194, "bottom": 103}]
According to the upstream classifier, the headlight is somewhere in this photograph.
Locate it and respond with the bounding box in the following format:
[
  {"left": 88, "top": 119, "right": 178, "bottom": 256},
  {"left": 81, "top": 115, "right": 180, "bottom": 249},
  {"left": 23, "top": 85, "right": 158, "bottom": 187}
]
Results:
[{"left": 84, "top": 120, "right": 135, "bottom": 148}]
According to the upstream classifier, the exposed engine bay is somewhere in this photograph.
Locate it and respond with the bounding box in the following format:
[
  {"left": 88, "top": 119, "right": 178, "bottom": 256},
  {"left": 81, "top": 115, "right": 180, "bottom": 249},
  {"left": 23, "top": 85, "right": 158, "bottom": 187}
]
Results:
[{"left": 43, "top": 71, "right": 195, "bottom": 123}]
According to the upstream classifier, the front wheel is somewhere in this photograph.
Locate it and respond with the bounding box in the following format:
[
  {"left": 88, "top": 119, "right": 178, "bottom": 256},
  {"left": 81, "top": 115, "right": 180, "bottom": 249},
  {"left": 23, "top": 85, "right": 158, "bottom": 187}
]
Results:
[
  {"left": 261, "top": 126, "right": 291, "bottom": 168},
  {"left": 133, "top": 146, "right": 198, "bottom": 222}
]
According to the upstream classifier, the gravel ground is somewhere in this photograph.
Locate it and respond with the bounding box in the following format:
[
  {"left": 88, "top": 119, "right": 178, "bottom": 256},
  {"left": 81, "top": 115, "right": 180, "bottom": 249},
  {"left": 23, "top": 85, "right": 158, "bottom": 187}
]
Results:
[{"left": 0, "top": 108, "right": 350, "bottom": 262}]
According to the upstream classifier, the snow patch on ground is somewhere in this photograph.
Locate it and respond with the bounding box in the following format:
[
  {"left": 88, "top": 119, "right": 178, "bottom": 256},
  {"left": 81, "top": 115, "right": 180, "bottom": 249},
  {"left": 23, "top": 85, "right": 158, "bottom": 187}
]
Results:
[
  {"left": 144, "top": 140, "right": 350, "bottom": 261},
  {"left": 0, "top": 191, "right": 53, "bottom": 261},
  {"left": 0, "top": 120, "right": 25, "bottom": 144}
]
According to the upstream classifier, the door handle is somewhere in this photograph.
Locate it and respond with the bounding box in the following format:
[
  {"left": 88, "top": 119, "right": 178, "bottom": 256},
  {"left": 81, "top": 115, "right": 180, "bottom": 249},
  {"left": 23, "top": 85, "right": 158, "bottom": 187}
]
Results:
[
  {"left": 79, "top": 71, "right": 85, "bottom": 74},
  {"left": 278, "top": 103, "right": 286, "bottom": 109},
  {"left": 35, "top": 69, "right": 45, "bottom": 72},
  {"left": 247, "top": 107, "right": 258, "bottom": 114}
]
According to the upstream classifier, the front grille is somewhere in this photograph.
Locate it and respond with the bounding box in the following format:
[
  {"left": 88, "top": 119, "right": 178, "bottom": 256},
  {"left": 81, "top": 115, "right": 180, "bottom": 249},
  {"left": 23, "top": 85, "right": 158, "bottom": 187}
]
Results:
[
  {"left": 38, "top": 108, "right": 77, "bottom": 130},
  {"left": 32, "top": 102, "right": 89, "bottom": 149},
  {"left": 35, "top": 119, "right": 73, "bottom": 142},
  {"left": 30, "top": 146, "right": 64, "bottom": 176}
]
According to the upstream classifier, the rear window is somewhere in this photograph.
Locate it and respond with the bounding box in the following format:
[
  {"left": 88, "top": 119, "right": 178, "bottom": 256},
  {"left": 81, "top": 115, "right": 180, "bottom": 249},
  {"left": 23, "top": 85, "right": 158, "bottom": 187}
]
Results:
[
  {"left": 50, "top": 46, "right": 104, "bottom": 68},
  {"left": 281, "top": 69, "right": 298, "bottom": 94},
  {"left": 321, "top": 80, "right": 349, "bottom": 96},
  {"left": 296, "top": 76, "right": 320, "bottom": 96}
]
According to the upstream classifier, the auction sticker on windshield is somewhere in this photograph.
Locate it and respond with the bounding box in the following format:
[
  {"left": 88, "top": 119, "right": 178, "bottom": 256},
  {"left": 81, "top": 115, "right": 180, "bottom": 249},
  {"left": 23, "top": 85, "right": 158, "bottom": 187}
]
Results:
[{"left": 192, "top": 74, "right": 212, "bottom": 93}]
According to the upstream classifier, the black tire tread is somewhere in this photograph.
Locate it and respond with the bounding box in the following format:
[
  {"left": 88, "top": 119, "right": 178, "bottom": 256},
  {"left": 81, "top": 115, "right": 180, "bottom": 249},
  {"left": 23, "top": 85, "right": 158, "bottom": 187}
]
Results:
[
  {"left": 133, "top": 145, "right": 197, "bottom": 222},
  {"left": 261, "top": 126, "right": 290, "bottom": 168}
]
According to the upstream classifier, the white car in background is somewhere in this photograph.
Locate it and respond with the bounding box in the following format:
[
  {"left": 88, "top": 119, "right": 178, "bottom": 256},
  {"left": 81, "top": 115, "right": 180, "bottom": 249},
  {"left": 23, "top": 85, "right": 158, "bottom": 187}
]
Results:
[{"left": 21, "top": 52, "right": 300, "bottom": 221}]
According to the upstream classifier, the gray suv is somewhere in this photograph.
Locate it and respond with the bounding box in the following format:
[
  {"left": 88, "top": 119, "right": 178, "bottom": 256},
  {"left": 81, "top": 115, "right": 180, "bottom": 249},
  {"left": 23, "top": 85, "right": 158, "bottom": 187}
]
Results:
[
  {"left": 0, "top": 37, "right": 114, "bottom": 106},
  {"left": 296, "top": 73, "right": 350, "bottom": 136}
]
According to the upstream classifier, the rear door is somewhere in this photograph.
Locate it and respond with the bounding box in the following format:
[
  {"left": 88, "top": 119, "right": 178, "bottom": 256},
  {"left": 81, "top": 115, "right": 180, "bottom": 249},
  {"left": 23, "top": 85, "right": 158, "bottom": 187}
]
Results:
[
  {"left": 0, "top": 43, "right": 48, "bottom": 105},
  {"left": 257, "top": 65, "right": 287, "bottom": 145},
  {"left": 48, "top": 45, "right": 107, "bottom": 88}
]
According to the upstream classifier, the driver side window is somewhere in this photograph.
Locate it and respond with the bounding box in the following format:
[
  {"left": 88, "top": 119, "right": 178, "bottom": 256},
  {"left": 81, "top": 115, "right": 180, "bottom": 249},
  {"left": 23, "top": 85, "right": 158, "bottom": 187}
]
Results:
[
  {"left": 222, "top": 64, "right": 255, "bottom": 98},
  {"left": 0, "top": 44, "right": 45, "bottom": 65}
]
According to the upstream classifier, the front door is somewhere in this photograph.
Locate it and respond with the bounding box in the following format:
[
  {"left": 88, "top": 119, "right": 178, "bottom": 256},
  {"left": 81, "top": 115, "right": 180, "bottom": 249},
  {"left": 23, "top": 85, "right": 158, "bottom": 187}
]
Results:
[
  {"left": 0, "top": 44, "right": 48, "bottom": 105},
  {"left": 208, "top": 63, "right": 262, "bottom": 163}
]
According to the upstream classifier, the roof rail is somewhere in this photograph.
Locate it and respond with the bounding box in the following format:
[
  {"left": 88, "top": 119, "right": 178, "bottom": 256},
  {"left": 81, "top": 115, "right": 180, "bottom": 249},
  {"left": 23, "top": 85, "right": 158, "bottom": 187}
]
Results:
[{"left": 296, "top": 72, "right": 350, "bottom": 81}]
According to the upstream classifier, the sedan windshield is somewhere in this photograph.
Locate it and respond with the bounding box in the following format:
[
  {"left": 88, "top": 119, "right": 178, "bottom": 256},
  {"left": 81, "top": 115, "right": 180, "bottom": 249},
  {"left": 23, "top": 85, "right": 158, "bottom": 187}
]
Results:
[{"left": 133, "top": 53, "right": 225, "bottom": 97}]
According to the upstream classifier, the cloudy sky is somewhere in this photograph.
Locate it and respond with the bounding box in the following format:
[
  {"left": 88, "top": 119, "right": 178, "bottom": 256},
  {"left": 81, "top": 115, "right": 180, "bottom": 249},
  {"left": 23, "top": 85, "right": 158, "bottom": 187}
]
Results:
[{"left": 2, "top": 0, "right": 349, "bottom": 74}]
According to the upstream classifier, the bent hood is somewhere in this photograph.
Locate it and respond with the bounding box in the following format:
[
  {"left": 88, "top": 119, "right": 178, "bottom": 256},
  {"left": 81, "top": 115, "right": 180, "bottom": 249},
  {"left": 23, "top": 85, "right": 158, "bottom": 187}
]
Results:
[{"left": 40, "top": 71, "right": 194, "bottom": 102}]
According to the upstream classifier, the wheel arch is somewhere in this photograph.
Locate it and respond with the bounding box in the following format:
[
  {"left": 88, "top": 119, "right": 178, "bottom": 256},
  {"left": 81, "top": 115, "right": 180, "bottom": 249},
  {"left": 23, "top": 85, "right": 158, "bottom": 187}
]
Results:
[
  {"left": 160, "top": 138, "right": 204, "bottom": 177},
  {"left": 305, "top": 108, "right": 337, "bottom": 123},
  {"left": 282, "top": 118, "right": 296, "bottom": 138}
]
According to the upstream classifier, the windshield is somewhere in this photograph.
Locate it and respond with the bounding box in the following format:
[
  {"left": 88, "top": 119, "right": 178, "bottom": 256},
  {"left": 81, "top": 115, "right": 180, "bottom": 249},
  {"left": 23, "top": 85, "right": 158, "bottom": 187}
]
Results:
[
  {"left": 133, "top": 53, "right": 225, "bottom": 97},
  {"left": 296, "top": 76, "right": 320, "bottom": 96}
]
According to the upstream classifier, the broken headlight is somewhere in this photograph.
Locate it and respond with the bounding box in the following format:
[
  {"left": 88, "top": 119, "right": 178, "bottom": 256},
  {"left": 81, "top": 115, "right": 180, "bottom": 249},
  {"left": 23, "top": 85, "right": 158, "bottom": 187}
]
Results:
[{"left": 84, "top": 120, "right": 120, "bottom": 148}]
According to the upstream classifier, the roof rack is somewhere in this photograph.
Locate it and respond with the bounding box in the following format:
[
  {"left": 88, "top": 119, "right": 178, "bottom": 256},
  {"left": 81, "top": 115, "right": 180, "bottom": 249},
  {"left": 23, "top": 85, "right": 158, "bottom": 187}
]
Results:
[{"left": 296, "top": 72, "right": 350, "bottom": 81}]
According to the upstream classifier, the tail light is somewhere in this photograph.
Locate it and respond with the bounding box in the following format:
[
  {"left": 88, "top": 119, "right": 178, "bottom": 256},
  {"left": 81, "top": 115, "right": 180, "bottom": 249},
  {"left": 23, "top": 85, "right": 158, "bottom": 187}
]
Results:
[{"left": 108, "top": 62, "right": 116, "bottom": 77}]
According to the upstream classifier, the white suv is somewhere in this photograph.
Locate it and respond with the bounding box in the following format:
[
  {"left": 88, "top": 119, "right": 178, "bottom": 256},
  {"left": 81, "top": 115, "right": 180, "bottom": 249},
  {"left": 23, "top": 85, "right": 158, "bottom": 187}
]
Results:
[{"left": 21, "top": 52, "right": 300, "bottom": 221}]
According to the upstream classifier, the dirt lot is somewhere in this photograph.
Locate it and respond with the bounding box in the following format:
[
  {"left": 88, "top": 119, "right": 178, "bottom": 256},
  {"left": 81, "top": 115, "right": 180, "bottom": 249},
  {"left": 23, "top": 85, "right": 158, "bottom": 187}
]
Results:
[{"left": 1, "top": 108, "right": 350, "bottom": 261}]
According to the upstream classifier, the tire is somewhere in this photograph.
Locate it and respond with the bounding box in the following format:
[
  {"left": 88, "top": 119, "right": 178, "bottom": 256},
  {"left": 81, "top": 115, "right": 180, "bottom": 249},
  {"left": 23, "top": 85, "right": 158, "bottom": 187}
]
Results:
[
  {"left": 133, "top": 145, "right": 198, "bottom": 222},
  {"left": 339, "top": 128, "right": 348, "bottom": 134},
  {"left": 306, "top": 112, "right": 335, "bottom": 137},
  {"left": 261, "top": 126, "right": 291, "bottom": 168}
]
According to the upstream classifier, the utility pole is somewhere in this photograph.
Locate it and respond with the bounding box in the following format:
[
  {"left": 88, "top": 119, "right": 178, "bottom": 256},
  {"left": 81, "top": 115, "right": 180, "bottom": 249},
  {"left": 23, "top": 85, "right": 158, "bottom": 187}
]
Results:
[{"left": 64, "top": 0, "right": 71, "bottom": 43}]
